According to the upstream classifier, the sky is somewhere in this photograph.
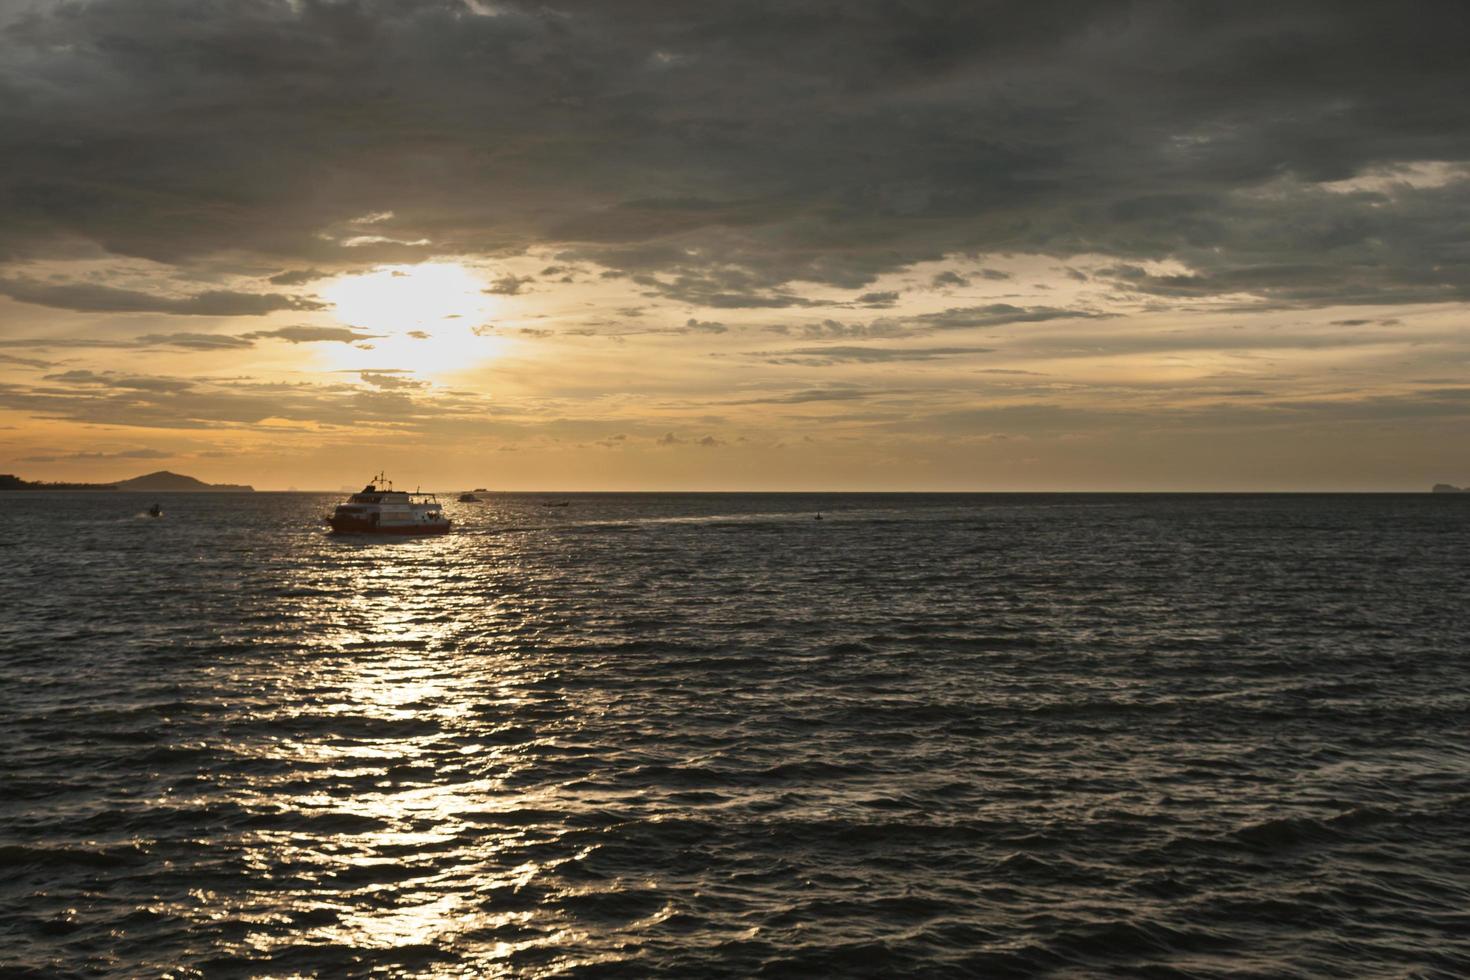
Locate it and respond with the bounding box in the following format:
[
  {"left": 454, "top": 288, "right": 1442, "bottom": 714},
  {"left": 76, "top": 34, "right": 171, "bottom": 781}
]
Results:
[{"left": 1, "top": 0, "right": 1469, "bottom": 491}]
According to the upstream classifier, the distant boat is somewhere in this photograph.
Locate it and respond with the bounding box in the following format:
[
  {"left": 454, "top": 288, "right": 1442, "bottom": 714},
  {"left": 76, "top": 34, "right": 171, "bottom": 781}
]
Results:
[
  {"left": 473, "top": 488, "right": 488, "bottom": 492},
  {"left": 147, "top": 503, "right": 162, "bottom": 518},
  {"left": 540, "top": 501, "right": 570, "bottom": 508},
  {"left": 814, "top": 512, "right": 823, "bottom": 521},
  {"left": 458, "top": 492, "right": 480, "bottom": 502},
  {"left": 327, "top": 473, "right": 450, "bottom": 535}
]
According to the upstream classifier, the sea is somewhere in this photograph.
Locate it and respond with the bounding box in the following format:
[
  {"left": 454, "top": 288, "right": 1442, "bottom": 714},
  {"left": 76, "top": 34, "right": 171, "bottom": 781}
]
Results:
[{"left": 2, "top": 492, "right": 1467, "bottom": 978}]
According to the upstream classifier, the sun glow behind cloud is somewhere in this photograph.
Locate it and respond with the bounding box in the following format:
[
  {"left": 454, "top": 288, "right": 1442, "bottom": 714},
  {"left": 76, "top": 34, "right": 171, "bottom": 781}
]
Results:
[
  {"left": 319, "top": 262, "right": 510, "bottom": 375},
  {"left": 322, "top": 263, "right": 496, "bottom": 333}
]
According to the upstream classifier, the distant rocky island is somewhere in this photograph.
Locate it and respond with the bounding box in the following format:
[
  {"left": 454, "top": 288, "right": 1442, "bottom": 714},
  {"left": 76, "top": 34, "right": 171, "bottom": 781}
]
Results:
[
  {"left": 114, "top": 471, "right": 254, "bottom": 492},
  {"left": 1432, "top": 483, "right": 1468, "bottom": 493},
  {"left": 0, "top": 470, "right": 253, "bottom": 492}
]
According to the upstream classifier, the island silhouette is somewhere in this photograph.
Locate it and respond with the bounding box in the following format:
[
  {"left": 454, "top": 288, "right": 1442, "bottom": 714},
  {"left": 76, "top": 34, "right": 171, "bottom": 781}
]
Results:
[{"left": 0, "top": 470, "right": 253, "bottom": 492}]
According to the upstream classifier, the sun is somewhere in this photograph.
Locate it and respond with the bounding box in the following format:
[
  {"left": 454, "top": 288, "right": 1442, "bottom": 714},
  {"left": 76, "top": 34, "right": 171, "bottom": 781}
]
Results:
[
  {"left": 318, "top": 262, "right": 510, "bottom": 375},
  {"left": 322, "top": 262, "right": 494, "bottom": 332}
]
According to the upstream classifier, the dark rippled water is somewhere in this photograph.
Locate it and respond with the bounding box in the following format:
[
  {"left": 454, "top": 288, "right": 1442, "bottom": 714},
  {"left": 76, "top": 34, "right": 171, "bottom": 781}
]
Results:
[{"left": 2, "top": 492, "right": 1468, "bottom": 977}]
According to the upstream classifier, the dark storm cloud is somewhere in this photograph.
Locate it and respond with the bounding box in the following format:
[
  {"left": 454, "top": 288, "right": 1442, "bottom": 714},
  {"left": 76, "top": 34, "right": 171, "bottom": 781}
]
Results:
[
  {"left": 0, "top": 279, "right": 320, "bottom": 315},
  {"left": 2, "top": 1, "right": 1470, "bottom": 307}
]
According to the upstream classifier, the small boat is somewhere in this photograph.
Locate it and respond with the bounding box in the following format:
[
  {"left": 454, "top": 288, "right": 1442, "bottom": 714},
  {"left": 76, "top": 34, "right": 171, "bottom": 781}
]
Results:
[
  {"left": 814, "top": 512, "right": 823, "bottom": 521},
  {"left": 148, "top": 503, "right": 163, "bottom": 518},
  {"left": 458, "top": 492, "right": 480, "bottom": 502},
  {"left": 327, "top": 473, "right": 450, "bottom": 535},
  {"left": 540, "top": 501, "right": 570, "bottom": 508}
]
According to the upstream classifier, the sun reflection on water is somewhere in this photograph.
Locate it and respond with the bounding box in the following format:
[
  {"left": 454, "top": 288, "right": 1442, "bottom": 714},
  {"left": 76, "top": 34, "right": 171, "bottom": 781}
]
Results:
[{"left": 222, "top": 532, "right": 604, "bottom": 975}]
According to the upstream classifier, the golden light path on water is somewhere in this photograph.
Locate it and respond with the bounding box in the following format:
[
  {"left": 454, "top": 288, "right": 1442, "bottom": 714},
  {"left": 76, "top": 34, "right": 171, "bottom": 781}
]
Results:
[{"left": 218, "top": 533, "right": 645, "bottom": 977}]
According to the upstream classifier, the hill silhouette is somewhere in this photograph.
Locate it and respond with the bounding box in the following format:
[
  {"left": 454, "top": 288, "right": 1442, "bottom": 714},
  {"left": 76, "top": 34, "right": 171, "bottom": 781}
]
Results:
[{"left": 113, "top": 471, "right": 254, "bottom": 492}]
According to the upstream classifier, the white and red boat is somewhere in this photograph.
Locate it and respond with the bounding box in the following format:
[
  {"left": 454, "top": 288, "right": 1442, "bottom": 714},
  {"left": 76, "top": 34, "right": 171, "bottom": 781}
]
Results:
[{"left": 327, "top": 474, "right": 450, "bottom": 535}]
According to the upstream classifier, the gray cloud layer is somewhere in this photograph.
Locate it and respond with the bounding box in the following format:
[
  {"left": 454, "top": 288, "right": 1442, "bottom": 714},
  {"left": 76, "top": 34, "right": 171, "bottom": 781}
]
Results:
[
  {"left": 0, "top": 371, "right": 476, "bottom": 430},
  {"left": 758, "top": 345, "right": 995, "bottom": 366},
  {"left": 0, "top": 327, "right": 378, "bottom": 354},
  {"left": 241, "top": 325, "right": 380, "bottom": 344},
  {"left": 21, "top": 447, "right": 170, "bottom": 463},
  {"left": 0, "top": 279, "right": 320, "bottom": 315},
  {"left": 2, "top": 1, "right": 1468, "bottom": 309}
]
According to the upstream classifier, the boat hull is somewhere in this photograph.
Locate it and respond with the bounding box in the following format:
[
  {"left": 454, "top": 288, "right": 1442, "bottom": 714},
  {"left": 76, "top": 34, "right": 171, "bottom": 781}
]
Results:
[{"left": 328, "top": 516, "right": 450, "bottom": 535}]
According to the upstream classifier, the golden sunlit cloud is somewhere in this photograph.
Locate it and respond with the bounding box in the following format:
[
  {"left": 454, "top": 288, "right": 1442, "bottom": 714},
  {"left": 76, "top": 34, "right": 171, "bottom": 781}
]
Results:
[{"left": 350, "top": 323, "right": 513, "bottom": 377}]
